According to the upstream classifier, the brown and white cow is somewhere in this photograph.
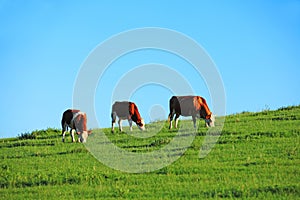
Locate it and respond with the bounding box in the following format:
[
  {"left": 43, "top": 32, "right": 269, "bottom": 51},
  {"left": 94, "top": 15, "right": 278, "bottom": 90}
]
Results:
[
  {"left": 111, "top": 101, "right": 145, "bottom": 133},
  {"left": 61, "top": 109, "right": 92, "bottom": 143},
  {"left": 168, "top": 96, "right": 215, "bottom": 129}
]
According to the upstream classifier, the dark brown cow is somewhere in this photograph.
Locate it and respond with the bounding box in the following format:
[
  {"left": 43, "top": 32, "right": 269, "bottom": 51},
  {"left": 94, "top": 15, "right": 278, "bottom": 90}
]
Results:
[
  {"left": 111, "top": 101, "right": 145, "bottom": 133},
  {"left": 61, "top": 109, "right": 92, "bottom": 143},
  {"left": 168, "top": 96, "right": 215, "bottom": 129}
]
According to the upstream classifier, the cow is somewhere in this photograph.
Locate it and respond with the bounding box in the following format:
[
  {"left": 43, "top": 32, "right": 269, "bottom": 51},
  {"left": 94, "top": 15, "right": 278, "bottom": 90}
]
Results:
[
  {"left": 61, "top": 109, "right": 92, "bottom": 143},
  {"left": 168, "top": 96, "right": 215, "bottom": 129},
  {"left": 111, "top": 101, "right": 145, "bottom": 133}
]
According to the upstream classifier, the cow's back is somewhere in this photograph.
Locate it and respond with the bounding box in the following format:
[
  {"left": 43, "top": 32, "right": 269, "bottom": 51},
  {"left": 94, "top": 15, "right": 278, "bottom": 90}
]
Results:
[
  {"left": 112, "top": 101, "right": 130, "bottom": 118},
  {"left": 170, "top": 96, "right": 196, "bottom": 116},
  {"left": 179, "top": 96, "right": 197, "bottom": 116},
  {"left": 62, "top": 109, "right": 80, "bottom": 125}
]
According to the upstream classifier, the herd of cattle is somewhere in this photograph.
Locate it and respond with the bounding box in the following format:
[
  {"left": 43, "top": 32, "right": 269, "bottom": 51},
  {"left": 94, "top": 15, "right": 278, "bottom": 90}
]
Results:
[{"left": 61, "top": 95, "right": 215, "bottom": 143}]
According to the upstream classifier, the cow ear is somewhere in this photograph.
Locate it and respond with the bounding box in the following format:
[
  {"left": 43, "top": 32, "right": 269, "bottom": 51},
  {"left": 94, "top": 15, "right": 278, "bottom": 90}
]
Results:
[{"left": 88, "top": 130, "right": 92, "bottom": 135}]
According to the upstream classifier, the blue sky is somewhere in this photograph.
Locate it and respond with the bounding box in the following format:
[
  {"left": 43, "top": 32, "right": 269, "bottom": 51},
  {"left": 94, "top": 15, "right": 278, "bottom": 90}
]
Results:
[{"left": 1, "top": 1, "right": 299, "bottom": 138}]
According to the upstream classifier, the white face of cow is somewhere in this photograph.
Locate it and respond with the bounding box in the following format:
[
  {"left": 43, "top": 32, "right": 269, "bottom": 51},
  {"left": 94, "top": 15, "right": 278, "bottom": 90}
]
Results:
[
  {"left": 78, "top": 131, "right": 88, "bottom": 143},
  {"left": 205, "top": 114, "right": 215, "bottom": 127},
  {"left": 138, "top": 118, "right": 146, "bottom": 131}
]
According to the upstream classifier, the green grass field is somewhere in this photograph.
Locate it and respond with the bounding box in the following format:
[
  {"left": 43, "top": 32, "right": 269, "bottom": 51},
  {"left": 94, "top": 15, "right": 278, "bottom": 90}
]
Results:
[{"left": 0, "top": 106, "right": 299, "bottom": 199}]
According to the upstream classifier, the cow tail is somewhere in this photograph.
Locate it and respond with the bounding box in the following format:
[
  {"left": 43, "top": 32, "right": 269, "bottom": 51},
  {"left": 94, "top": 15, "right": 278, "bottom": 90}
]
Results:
[
  {"left": 168, "top": 96, "right": 177, "bottom": 120},
  {"left": 111, "top": 112, "right": 117, "bottom": 123}
]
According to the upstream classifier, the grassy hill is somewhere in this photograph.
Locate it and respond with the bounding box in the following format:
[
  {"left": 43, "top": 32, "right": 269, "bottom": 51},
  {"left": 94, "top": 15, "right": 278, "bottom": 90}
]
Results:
[{"left": 0, "top": 106, "right": 299, "bottom": 199}]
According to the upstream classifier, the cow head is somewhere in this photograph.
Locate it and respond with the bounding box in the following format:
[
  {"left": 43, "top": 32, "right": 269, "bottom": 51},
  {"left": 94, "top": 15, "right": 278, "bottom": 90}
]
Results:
[
  {"left": 205, "top": 114, "right": 215, "bottom": 127},
  {"left": 78, "top": 130, "right": 92, "bottom": 143},
  {"left": 137, "top": 118, "right": 145, "bottom": 131}
]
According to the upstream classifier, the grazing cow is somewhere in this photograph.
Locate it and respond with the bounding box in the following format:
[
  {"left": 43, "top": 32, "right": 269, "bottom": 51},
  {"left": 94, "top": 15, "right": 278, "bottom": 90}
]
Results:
[
  {"left": 111, "top": 101, "right": 145, "bottom": 133},
  {"left": 61, "top": 109, "right": 92, "bottom": 143},
  {"left": 168, "top": 96, "right": 215, "bottom": 129}
]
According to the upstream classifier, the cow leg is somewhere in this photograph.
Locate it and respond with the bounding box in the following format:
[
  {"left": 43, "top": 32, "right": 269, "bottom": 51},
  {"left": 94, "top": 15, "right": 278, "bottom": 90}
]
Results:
[
  {"left": 175, "top": 114, "right": 180, "bottom": 129},
  {"left": 192, "top": 115, "right": 197, "bottom": 129},
  {"left": 111, "top": 112, "right": 117, "bottom": 133},
  {"left": 78, "top": 134, "right": 82, "bottom": 143},
  {"left": 111, "top": 121, "right": 115, "bottom": 133},
  {"left": 128, "top": 119, "right": 133, "bottom": 131},
  {"left": 169, "top": 121, "right": 173, "bottom": 129},
  {"left": 168, "top": 113, "right": 174, "bottom": 129},
  {"left": 62, "top": 124, "right": 67, "bottom": 142},
  {"left": 71, "top": 129, "right": 76, "bottom": 142},
  {"left": 118, "top": 119, "right": 123, "bottom": 132},
  {"left": 62, "top": 130, "right": 66, "bottom": 142}
]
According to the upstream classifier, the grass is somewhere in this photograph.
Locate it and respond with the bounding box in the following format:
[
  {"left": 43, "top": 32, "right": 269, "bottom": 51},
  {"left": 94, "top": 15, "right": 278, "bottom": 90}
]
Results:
[{"left": 0, "top": 105, "right": 299, "bottom": 199}]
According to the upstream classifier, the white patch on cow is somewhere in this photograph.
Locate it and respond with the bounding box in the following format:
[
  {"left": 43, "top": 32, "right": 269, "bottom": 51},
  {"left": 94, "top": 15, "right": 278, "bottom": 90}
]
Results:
[
  {"left": 62, "top": 129, "right": 67, "bottom": 142},
  {"left": 210, "top": 114, "right": 215, "bottom": 127},
  {"left": 79, "top": 131, "right": 88, "bottom": 143},
  {"left": 169, "top": 120, "right": 173, "bottom": 129},
  {"left": 70, "top": 112, "right": 83, "bottom": 128},
  {"left": 138, "top": 118, "right": 145, "bottom": 131},
  {"left": 70, "top": 111, "right": 85, "bottom": 131},
  {"left": 205, "top": 114, "right": 215, "bottom": 127},
  {"left": 71, "top": 129, "right": 76, "bottom": 142},
  {"left": 175, "top": 118, "right": 179, "bottom": 129}
]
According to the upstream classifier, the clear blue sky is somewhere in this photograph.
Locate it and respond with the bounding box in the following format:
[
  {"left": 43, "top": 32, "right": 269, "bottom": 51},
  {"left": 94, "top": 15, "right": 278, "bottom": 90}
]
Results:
[{"left": 1, "top": 1, "right": 299, "bottom": 138}]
